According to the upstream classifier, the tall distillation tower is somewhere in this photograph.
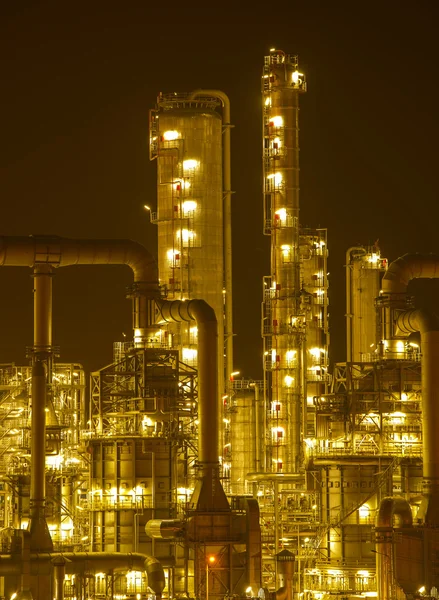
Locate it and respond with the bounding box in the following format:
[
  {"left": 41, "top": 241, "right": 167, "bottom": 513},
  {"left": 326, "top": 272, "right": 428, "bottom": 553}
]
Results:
[
  {"left": 149, "top": 93, "right": 226, "bottom": 413},
  {"left": 262, "top": 50, "right": 329, "bottom": 475}
]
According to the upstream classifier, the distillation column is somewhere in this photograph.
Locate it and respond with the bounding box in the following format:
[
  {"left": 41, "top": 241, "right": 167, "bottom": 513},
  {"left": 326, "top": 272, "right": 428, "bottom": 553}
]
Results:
[
  {"left": 262, "top": 51, "right": 306, "bottom": 473},
  {"left": 150, "top": 93, "right": 225, "bottom": 413}
]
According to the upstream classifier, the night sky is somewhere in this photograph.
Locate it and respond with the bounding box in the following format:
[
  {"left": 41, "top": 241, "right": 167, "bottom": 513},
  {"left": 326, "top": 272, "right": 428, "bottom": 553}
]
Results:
[{"left": 1, "top": 3, "right": 438, "bottom": 380}]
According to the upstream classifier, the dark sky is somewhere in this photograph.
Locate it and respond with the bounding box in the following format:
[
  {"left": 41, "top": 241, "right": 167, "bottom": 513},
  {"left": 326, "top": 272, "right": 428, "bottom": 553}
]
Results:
[{"left": 0, "top": 2, "right": 438, "bottom": 379}]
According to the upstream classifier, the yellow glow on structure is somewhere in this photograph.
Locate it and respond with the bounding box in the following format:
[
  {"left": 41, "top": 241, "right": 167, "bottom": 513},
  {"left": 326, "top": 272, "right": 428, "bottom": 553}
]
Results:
[
  {"left": 309, "top": 347, "right": 323, "bottom": 359},
  {"left": 284, "top": 375, "right": 294, "bottom": 386},
  {"left": 182, "top": 348, "right": 197, "bottom": 362},
  {"left": 292, "top": 70, "right": 303, "bottom": 84},
  {"left": 281, "top": 244, "right": 291, "bottom": 258},
  {"left": 267, "top": 172, "right": 283, "bottom": 185},
  {"left": 163, "top": 130, "right": 180, "bottom": 141},
  {"left": 396, "top": 341, "right": 405, "bottom": 352},
  {"left": 183, "top": 159, "right": 198, "bottom": 170},
  {"left": 182, "top": 200, "right": 197, "bottom": 214},
  {"left": 167, "top": 249, "right": 179, "bottom": 261},
  {"left": 275, "top": 207, "right": 287, "bottom": 220},
  {"left": 286, "top": 349, "right": 296, "bottom": 362},
  {"left": 271, "top": 427, "right": 284, "bottom": 438},
  {"left": 143, "top": 416, "right": 153, "bottom": 427},
  {"left": 367, "top": 252, "right": 380, "bottom": 263},
  {"left": 270, "top": 116, "right": 283, "bottom": 127},
  {"left": 177, "top": 229, "right": 195, "bottom": 244},
  {"left": 173, "top": 179, "right": 191, "bottom": 190}
]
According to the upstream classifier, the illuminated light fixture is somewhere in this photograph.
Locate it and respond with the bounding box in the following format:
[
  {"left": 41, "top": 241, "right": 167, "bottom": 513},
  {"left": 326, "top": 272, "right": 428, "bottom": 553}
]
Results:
[
  {"left": 270, "top": 115, "right": 283, "bottom": 127},
  {"left": 182, "top": 348, "right": 197, "bottom": 361},
  {"left": 246, "top": 587, "right": 254, "bottom": 596},
  {"left": 284, "top": 375, "right": 294, "bottom": 386},
  {"left": 182, "top": 200, "right": 197, "bottom": 214},
  {"left": 269, "top": 47, "right": 276, "bottom": 52},
  {"left": 271, "top": 426, "right": 284, "bottom": 438},
  {"left": 144, "top": 205, "right": 151, "bottom": 211},
  {"left": 10, "top": 594, "right": 17, "bottom": 600},
  {"left": 163, "top": 130, "right": 180, "bottom": 141},
  {"left": 265, "top": 97, "right": 272, "bottom": 106},
  {"left": 267, "top": 172, "right": 283, "bottom": 185},
  {"left": 418, "top": 586, "right": 426, "bottom": 594},
  {"left": 177, "top": 229, "right": 195, "bottom": 244},
  {"left": 309, "top": 347, "right": 323, "bottom": 359},
  {"left": 409, "top": 342, "right": 419, "bottom": 348},
  {"left": 358, "top": 503, "right": 370, "bottom": 518},
  {"left": 401, "top": 392, "right": 408, "bottom": 401},
  {"left": 167, "top": 249, "right": 179, "bottom": 261},
  {"left": 173, "top": 179, "right": 191, "bottom": 190},
  {"left": 285, "top": 349, "right": 296, "bottom": 362},
  {"left": 275, "top": 207, "right": 287, "bottom": 220},
  {"left": 190, "top": 326, "right": 198, "bottom": 335},
  {"left": 368, "top": 252, "right": 380, "bottom": 263},
  {"left": 208, "top": 555, "right": 217, "bottom": 564},
  {"left": 183, "top": 159, "right": 198, "bottom": 170},
  {"left": 271, "top": 349, "right": 277, "bottom": 362},
  {"left": 396, "top": 341, "right": 405, "bottom": 352},
  {"left": 357, "top": 570, "right": 370, "bottom": 577},
  {"left": 292, "top": 70, "right": 304, "bottom": 84},
  {"left": 273, "top": 136, "right": 281, "bottom": 148}
]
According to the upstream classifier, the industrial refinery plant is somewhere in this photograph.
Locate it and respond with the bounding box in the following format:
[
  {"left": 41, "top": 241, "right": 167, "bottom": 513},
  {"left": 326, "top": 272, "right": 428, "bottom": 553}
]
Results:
[{"left": 0, "top": 49, "right": 438, "bottom": 600}]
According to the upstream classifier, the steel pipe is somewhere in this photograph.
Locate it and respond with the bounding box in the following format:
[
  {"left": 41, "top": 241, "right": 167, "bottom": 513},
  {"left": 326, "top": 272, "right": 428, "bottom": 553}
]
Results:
[
  {"left": 157, "top": 299, "right": 218, "bottom": 465},
  {"left": 375, "top": 497, "right": 413, "bottom": 600},
  {"left": 382, "top": 253, "right": 439, "bottom": 295}
]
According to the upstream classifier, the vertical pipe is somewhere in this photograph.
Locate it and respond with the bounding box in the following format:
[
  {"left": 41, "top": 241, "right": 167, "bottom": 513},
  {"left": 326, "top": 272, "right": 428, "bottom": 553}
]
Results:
[
  {"left": 421, "top": 330, "right": 439, "bottom": 511},
  {"left": 53, "top": 557, "right": 66, "bottom": 600},
  {"left": 33, "top": 264, "right": 53, "bottom": 351},
  {"left": 29, "top": 360, "right": 53, "bottom": 552},
  {"left": 30, "top": 265, "right": 53, "bottom": 553},
  {"left": 254, "top": 384, "right": 261, "bottom": 472}
]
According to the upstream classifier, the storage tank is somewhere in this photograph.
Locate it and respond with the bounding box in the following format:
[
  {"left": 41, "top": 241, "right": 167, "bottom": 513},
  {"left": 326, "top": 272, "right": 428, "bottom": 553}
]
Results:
[{"left": 150, "top": 93, "right": 225, "bottom": 404}]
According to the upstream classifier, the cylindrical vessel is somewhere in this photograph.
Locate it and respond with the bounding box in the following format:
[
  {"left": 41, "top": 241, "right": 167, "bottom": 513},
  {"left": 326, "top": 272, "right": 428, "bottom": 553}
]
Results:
[
  {"left": 262, "top": 52, "right": 306, "bottom": 473},
  {"left": 346, "top": 247, "right": 387, "bottom": 362},
  {"left": 152, "top": 95, "right": 225, "bottom": 407}
]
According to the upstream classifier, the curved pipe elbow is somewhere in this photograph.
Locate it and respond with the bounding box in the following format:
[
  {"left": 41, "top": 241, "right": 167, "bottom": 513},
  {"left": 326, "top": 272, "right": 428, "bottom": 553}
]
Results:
[
  {"left": 156, "top": 299, "right": 216, "bottom": 326},
  {"left": 382, "top": 253, "right": 439, "bottom": 295},
  {"left": 0, "top": 235, "right": 159, "bottom": 286},
  {"left": 396, "top": 308, "right": 439, "bottom": 335},
  {"left": 275, "top": 587, "right": 288, "bottom": 600},
  {"left": 144, "top": 555, "right": 166, "bottom": 596},
  {"left": 376, "top": 496, "right": 413, "bottom": 529}
]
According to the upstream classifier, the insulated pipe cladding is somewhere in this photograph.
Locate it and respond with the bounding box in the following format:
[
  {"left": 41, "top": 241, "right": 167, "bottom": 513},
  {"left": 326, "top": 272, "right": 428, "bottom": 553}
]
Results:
[
  {"left": 156, "top": 298, "right": 230, "bottom": 511},
  {"left": 381, "top": 254, "right": 439, "bottom": 526},
  {"left": 0, "top": 235, "right": 161, "bottom": 343}
]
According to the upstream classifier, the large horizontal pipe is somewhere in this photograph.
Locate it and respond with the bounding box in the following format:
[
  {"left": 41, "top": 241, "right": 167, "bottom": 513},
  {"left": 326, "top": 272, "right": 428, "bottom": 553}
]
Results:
[{"left": 0, "top": 235, "right": 158, "bottom": 285}]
